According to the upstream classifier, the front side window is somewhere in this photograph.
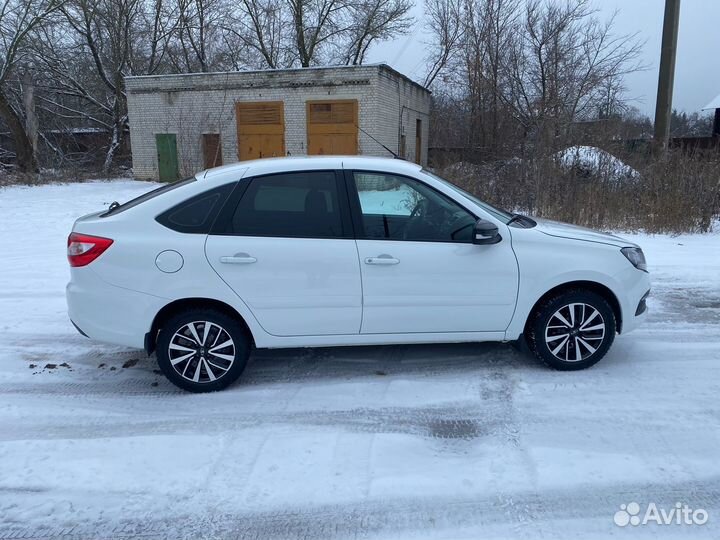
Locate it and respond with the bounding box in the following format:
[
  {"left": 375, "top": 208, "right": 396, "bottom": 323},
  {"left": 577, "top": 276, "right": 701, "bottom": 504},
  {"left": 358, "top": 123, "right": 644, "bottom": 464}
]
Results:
[
  {"left": 422, "top": 170, "right": 513, "bottom": 224},
  {"left": 352, "top": 172, "right": 476, "bottom": 243},
  {"left": 230, "top": 171, "right": 343, "bottom": 238}
]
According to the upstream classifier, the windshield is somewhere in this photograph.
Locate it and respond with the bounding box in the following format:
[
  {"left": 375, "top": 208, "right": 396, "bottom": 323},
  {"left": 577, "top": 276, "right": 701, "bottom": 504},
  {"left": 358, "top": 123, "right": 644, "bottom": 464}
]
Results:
[
  {"left": 102, "top": 177, "right": 195, "bottom": 217},
  {"left": 421, "top": 170, "right": 514, "bottom": 224}
]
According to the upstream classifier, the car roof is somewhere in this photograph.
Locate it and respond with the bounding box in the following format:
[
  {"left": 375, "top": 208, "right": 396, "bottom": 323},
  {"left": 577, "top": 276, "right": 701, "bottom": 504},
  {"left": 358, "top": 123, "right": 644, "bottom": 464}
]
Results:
[{"left": 200, "top": 155, "right": 423, "bottom": 183}]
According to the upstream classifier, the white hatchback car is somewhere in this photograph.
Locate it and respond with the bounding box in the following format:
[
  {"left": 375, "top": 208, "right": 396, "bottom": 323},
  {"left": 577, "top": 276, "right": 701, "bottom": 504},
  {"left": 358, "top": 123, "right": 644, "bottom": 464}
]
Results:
[{"left": 67, "top": 157, "right": 650, "bottom": 392}]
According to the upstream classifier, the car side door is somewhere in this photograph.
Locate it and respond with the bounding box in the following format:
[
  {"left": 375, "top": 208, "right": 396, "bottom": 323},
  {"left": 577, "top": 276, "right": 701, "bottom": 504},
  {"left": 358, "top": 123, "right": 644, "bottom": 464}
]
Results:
[
  {"left": 205, "top": 170, "right": 362, "bottom": 336},
  {"left": 347, "top": 170, "right": 519, "bottom": 334}
]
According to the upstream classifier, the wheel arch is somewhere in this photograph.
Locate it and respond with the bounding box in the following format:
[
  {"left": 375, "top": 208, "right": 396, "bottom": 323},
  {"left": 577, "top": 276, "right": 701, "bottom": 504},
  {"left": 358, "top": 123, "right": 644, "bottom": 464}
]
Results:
[
  {"left": 524, "top": 280, "right": 622, "bottom": 335},
  {"left": 145, "top": 297, "right": 255, "bottom": 354}
]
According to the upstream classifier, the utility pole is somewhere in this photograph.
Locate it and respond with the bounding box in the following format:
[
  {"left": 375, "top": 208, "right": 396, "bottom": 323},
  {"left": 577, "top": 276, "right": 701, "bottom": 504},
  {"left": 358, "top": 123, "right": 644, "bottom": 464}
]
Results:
[
  {"left": 22, "top": 72, "right": 38, "bottom": 159},
  {"left": 653, "top": 0, "right": 681, "bottom": 151}
]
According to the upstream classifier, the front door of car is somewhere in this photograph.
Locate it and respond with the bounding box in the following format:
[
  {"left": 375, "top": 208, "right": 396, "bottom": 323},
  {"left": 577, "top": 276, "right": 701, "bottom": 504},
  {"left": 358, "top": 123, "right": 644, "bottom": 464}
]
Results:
[
  {"left": 205, "top": 170, "right": 362, "bottom": 336},
  {"left": 348, "top": 171, "right": 519, "bottom": 334}
]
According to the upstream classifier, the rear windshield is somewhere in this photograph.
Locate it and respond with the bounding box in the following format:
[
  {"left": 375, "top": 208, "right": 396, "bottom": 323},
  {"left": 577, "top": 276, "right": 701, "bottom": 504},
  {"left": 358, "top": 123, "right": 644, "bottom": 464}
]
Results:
[{"left": 101, "top": 177, "right": 196, "bottom": 217}]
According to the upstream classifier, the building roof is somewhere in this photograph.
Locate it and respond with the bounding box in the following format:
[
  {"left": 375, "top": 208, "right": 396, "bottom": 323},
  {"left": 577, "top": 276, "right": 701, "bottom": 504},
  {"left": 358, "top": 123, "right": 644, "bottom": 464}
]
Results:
[
  {"left": 125, "top": 63, "right": 430, "bottom": 95},
  {"left": 702, "top": 93, "right": 720, "bottom": 110}
]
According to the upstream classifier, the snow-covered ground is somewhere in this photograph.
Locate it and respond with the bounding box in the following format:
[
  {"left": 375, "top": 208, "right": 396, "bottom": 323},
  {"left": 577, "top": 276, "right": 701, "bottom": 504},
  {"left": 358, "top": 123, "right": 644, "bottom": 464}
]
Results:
[{"left": 0, "top": 180, "right": 719, "bottom": 539}]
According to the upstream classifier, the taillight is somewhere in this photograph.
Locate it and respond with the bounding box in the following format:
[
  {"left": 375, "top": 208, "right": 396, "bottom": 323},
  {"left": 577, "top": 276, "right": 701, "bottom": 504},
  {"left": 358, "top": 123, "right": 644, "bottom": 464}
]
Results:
[{"left": 67, "top": 232, "right": 114, "bottom": 267}]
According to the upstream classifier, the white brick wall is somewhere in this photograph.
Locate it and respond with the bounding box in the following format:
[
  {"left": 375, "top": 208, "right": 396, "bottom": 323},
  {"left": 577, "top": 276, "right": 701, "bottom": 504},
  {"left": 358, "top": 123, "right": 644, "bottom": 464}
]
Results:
[
  {"left": 125, "top": 65, "right": 431, "bottom": 180},
  {"left": 376, "top": 69, "right": 431, "bottom": 164}
]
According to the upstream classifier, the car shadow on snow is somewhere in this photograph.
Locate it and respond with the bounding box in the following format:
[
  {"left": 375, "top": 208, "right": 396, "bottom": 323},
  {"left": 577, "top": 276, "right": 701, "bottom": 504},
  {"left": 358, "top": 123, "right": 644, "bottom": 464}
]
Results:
[
  {"left": 242, "top": 341, "right": 541, "bottom": 385},
  {"left": 6, "top": 340, "right": 542, "bottom": 398},
  {"left": 4, "top": 342, "right": 540, "bottom": 444}
]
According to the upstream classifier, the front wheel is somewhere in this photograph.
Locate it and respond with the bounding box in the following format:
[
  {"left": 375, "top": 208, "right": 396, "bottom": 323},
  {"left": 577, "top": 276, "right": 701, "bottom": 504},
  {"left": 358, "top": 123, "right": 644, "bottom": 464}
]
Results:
[
  {"left": 156, "top": 309, "right": 250, "bottom": 392},
  {"left": 526, "top": 290, "right": 616, "bottom": 370}
]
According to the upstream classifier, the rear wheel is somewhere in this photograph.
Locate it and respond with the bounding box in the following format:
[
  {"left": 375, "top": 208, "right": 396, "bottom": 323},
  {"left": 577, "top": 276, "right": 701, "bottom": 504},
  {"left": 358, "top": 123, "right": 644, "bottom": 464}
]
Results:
[
  {"left": 526, "top": 290, "right": 615, "bottom": 370},
  {"left": 156, "top": 309, "right": 250, "bottom": 392}
]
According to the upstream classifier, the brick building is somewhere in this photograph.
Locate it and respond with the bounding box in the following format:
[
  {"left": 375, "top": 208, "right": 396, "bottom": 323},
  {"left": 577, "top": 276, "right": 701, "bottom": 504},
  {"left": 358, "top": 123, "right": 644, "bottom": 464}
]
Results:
[{"left": 125, "top": 64, "right": 431, "bottom": 181}]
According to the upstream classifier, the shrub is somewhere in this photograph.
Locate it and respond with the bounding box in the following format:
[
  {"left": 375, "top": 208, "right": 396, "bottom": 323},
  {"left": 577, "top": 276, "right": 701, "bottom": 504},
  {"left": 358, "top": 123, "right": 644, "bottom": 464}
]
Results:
[{"left": 438, "top": 150, "right": 720, "bottom": 234}]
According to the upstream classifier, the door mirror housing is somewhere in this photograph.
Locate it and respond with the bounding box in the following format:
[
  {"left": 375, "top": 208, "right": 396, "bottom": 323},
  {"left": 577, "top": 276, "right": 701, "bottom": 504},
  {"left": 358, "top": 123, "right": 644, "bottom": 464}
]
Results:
[{"left": 473, "top": 219, "right": 502, "bottom": 245}]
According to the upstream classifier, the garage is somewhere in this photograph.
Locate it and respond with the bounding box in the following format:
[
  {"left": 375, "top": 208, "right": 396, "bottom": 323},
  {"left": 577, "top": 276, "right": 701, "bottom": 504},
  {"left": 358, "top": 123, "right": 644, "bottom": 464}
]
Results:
[
  {"left": 125, "top": 64, "right": 431, "bottom": 180},
  {"left": 236, "top": 101, "right": 285, "bottom": 160},
  {"left": 306, "top": 100, "right": 358, "bottom": 155}
]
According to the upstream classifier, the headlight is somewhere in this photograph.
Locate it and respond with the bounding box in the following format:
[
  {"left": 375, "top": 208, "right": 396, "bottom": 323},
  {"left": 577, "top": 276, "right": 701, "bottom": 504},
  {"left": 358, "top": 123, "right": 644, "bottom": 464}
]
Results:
[{"left": 621, "top": 247, "right": 647, "bottom": 272}]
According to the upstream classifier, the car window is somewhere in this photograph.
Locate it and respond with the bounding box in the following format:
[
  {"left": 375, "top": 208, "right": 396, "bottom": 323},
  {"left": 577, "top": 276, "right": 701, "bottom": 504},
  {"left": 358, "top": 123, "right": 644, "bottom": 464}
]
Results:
[
  {"left": 353, "top": 172, "right": 476, "bottom": 243},
  {"left": 156, "top": 183, "right": 234, "bottom": 233},
  {"left": 230, "top": 171, "right": 343, "bottom": 238},
  {"left": 421, "top": 170, "right": 513, "bottom": 224}
]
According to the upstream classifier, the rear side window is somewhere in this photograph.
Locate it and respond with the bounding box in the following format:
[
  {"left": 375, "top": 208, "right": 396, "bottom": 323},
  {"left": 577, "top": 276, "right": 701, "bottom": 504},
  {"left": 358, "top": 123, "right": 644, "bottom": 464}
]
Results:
[
  {"left": 229, "top": 171, "right": 343, "bottom": 238},
  {"left": 156, "top": 183, "right": 235, "bottom": 233},
  {"left": 102, "top": 177, "right": 196, "bottom": 217}
]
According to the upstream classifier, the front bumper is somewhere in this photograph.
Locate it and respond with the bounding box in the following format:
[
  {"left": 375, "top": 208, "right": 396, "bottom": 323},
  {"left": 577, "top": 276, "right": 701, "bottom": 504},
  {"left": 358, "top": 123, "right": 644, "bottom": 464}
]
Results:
[
  {"left": 635, "top": 290, "right": 650, "bottom": 316},
  {"left": 614, "top": 266, "right": 651, "bottom": 334}
]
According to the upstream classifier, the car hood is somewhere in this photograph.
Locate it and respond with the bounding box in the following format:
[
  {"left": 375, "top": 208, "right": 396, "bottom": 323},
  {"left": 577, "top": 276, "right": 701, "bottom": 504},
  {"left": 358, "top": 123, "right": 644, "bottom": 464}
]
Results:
[{"left": 532, "top": 217, "right": 637, "bottom": 247}]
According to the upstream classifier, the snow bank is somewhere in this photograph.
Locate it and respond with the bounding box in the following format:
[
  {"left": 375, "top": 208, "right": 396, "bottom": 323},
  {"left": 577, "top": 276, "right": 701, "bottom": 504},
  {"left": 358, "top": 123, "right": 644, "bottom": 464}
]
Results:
[{"left": 556, "top": 145, "right": 639, "bottom": 181}]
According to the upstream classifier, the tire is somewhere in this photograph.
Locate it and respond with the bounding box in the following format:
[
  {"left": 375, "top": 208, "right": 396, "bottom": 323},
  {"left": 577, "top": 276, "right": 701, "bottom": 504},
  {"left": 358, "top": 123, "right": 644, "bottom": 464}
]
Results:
[
  {"left": 156, "top": 309, "right": 250, "bottom": 392},
  {"left": 526, "top": 290, "right": 616, "bottom": 371}
]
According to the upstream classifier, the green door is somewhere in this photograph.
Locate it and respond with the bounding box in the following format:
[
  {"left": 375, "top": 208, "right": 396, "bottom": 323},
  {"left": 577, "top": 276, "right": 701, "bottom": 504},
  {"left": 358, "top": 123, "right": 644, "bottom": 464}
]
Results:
[{"left": 156, "top": 133, "right": 179, "bottom": 182}]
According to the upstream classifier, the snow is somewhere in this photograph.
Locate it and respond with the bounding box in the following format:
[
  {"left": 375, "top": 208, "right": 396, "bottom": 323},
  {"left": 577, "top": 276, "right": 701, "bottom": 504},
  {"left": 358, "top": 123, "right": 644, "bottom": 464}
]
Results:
[
  {"left": 702, "top": 93, "right": 720, "bottom": 111},
  {"left": 556, "top": 145, "right": 639, "bottom": 181},
  {"left": 1, "top": 180, "right": 719, "bottom": 539}
]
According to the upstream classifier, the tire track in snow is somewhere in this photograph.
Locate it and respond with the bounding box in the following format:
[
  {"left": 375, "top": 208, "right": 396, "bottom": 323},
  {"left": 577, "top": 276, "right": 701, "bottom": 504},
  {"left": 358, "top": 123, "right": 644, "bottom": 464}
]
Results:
[
  {"left": 0, "top": 403, "right": 513, "bottom": 442},
  {"left": 2, "top": 477, "right": 719, "bottom": 539}
]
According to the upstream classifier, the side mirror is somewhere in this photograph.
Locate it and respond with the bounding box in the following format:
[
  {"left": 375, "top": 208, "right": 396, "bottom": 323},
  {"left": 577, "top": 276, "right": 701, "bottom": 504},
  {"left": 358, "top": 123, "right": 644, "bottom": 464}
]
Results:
[{"left": 473, "top": 219, "right": 502, "bottom": 245}]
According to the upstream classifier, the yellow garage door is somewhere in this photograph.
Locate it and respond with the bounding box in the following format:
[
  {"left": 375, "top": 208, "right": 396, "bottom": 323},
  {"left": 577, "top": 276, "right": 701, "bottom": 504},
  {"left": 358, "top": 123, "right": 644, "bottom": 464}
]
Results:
[
  {"left": 307, "top": 100, "right": 358, "bottom": 155},
  {"left": 236, "top": 102, "right": 285, "bottom": 160}
]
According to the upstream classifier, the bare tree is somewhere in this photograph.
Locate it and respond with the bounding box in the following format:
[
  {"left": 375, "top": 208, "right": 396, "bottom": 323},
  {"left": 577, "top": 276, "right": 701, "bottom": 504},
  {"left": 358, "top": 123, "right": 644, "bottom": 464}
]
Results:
[
  {"left": 220, "top": 0, "right": 413, "bottom": 69},
  {"left": 287, "top": 0, "right": 346, "bottom": 67},
  {"left": 422, "top": 0, "right": 463, "bottom": 87},
  {"left": 0, "top": 0, "right": 66, "bottom": 172},
  {"left": 504, "top": 0, "right": 643, "bottom": 151},
  {"left": 165, "top": 0, "right": 228, "bottom": 72},
  {"left": 59, "top": 0, "right": 144, "bottom": 171},
  {"left": 3, "top": 0, "right": 421, "bottom": 172},
  {"left": 463, "top": 0, "right": 520, "bottom": 156},
  {"left": 221, "top": 0, "right": 292, "bottom": 69},
  {"left": 340, "top": 0, "right": 413, "bottom": 65},
  {"left": 425, "top": 0, "right": 643, "bottom": 159}
]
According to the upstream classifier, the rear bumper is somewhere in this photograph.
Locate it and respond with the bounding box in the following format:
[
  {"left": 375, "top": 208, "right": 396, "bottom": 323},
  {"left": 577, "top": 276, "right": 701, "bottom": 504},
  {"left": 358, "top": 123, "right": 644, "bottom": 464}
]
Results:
[
  {"left": 66, "top": 267, "right": 167, "bottom": 350},
  {"left": 70, "top": 319, "right": 89, "bottom": 337}
]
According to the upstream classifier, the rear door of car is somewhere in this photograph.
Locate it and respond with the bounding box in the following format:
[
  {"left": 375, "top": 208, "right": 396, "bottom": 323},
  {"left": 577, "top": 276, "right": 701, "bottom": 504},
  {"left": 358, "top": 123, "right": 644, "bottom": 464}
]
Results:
[{"left": 205, "top": 169, "right": 362, "bottom": 336}]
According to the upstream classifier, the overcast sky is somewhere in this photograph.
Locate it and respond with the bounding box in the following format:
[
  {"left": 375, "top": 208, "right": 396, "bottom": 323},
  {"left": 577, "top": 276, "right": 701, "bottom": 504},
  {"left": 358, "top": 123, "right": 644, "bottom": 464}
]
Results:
[{"left": 366, "top": 0, "right": 720, "bottom": 117}]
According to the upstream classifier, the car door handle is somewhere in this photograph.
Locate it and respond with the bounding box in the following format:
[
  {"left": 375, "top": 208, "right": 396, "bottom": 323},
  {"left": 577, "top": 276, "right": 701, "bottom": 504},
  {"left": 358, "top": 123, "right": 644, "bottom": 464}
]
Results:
[
  {"left": 220, "top": 253, "right": 257, "bottom": 264},
  {"left": 365, "top": 255, "right": 400, "bottom": 265}
]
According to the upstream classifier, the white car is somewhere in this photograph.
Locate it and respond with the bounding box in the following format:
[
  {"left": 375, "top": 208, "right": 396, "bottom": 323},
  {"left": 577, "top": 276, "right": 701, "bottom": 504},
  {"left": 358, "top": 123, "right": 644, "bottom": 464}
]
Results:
[{"left": 66, "top": 157, "right": 650, "bottom": 392}]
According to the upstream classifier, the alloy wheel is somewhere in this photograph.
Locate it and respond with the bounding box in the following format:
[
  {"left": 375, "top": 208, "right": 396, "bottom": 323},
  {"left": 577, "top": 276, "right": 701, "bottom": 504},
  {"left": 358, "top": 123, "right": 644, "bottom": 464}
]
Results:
[
  {"left": 544, "top": 303, "right": 606, "bottom": 362},
  {"left": 168, "top": 321, "right": 235, "bottom": 383}
]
